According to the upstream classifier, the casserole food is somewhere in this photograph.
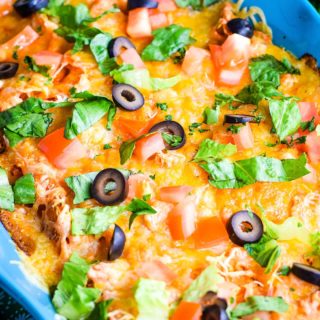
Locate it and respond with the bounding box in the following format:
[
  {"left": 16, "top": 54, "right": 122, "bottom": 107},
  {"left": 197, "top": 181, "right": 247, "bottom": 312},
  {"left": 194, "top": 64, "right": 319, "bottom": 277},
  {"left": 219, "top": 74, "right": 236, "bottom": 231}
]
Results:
[{"left": 1, "top": 0, "right": 320, "bottom": 319}]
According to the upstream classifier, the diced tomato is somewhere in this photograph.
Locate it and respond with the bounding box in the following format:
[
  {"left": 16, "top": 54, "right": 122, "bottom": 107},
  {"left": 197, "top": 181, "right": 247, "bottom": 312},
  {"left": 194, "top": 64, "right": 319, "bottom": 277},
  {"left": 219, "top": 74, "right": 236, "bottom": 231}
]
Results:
[
  {"left": 298, "top": 102, "right": 320, "bottom": 124},
  {"left": 182, "top": 46, "right": 210, "bottom": 76},
  {"left": 114, "top": 117, "right": 152, "bottom": 139},
  {"left": 194, "top": 216, "right": 229, "bottom": 249},
  {"left": 157, "top": 0, "right": 177, "bottom": 12},
  {"left": 149, "top": 13, "right": 168, "bottom": 30},
  {"left": 304, "top": 131, "right": 320, "bottom": 163},
  {"left": 167, "top": 201, "right": 196, "bottom": 240},
  {"left": 158, "top": 186, "right": 193, "bottom": 203},
  {"left": 127, "top": 173, "right": 156, "bottom": 199},
  {"left": 32, "top": 51, "right": 63, "bottom": 73},
  {"left": 232, "top": 123, "right": 254, "bottom": 150},
  {"left": 38, "top": 128, "right": 87, "bottom": 169},
  {"left": 138, "top": 260, "right": 177, "bottom": 283},
  {"left": 171, "top": 301, "right": 202, "bottom": 320},
  {"left": 120, "top": 48, "right": 145, "bottom": 69},
  {"left": 134, "top": 132, "right": 166, "bottom": 161},
  {"left": 210, "top": 34, "right": 250, "bottom": 86},
  {"left": 2, "top": 25, "right": 39, "bottom": 50},
  {"left": 127, "top": 8, "right": 152, "bottom": 38}
]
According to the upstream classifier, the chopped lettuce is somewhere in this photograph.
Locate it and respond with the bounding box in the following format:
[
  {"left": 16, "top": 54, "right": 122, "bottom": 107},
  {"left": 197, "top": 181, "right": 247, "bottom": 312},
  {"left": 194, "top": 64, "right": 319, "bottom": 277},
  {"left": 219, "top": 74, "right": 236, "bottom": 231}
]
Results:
[
  {"left": 175, "top": 0, "right": 219, "bottom": 10},
  {"left": 53, "top": 253, "right": 101, "bottom": 320},
  {"left": 13, "top": 173, "right": 36, "bottom": 205},
  {"left": 269, "top": 98, "right": 301, "bottom": 141},
  {"left": 193, "top": 139, "right": 237, "bottom": 162},
  {"left": 244, "top": 234, "right": 281, "bottom": 273},
  {"left": 111, "top": 67, "right": 181, "bottom": 91},
  {"left": 0, "top": 167, "right": 14, "bottom": 211},
  {"left": 200, "top": 153, "right": 309, "bottom": 189},
  {"left": 134, "top": 278, "right": 170, "bottom": 320},
  {"left": 182, "top": 264, "right": 223, "bottom": 301},
  {"left": 141, "top": 24, "right": 195, "bottom": 61},
  {"left": 87, "top": 300, "right": 112, "bottom": 320},
  {"left": 249, "top": 54, "right": 300, "bottom": 87},
  {"left": 127, "top": 198, "right": 157, "bottom": 229},
  {"left": 231, "top": 296, "right": 289, "bottom": 318},
  {"left": 65, "top": 93, "right": 115, "bottom": 139},
  {"left": 71, "top": 206, "right": 125, "bottom": 235}
]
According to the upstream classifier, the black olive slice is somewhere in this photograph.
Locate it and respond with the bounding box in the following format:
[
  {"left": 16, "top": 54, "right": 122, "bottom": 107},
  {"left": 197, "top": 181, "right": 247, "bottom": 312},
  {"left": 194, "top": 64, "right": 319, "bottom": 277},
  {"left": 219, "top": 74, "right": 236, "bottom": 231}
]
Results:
[
  {"left": 108, "top": 37, "right": 136, "bottom": 58},
  {"left": 224, "top": 114, "right": 256, "bottom": 124},
  {"left": 112, "top": 83, "right": 144, "bottom": 111},
  {"left": 226, "top": 210, "right": 263, "bottom": 246},
  {"left": 201, "top": 304, "right": 229, "bottom": 320},
  {"left": 0, "top": 63, "right": 19, "bottom": 79},
  {"left": 292, "top": 263, "right": 320, "bottom": 286},
  {"left": 201, "top": 291, "right": 228, "bottom": 310},
  {"left": 227, "top": 18, "right": 254, "bottom": 39},
  {"left": 127, "top": 0, "right": 158, "bottom": 11},
  {"left": 14, "top": 0, "right": 49, "bottom": 17},
  {"left": 91, "top": 169, "right": 129, "bottom": 205},
  {"left": 108, "top": 224, "right": 126, "bottom": 261},
  {"left": 149, "top": 120, "right": 186, "bottom": 150}
]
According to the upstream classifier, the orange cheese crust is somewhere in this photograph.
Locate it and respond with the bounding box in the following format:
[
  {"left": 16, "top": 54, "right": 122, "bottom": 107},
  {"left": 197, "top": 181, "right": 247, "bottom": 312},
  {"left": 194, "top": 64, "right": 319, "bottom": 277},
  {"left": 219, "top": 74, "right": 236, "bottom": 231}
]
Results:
[{"left": 0, "top": 0, "right": 320, "bottom": 318}]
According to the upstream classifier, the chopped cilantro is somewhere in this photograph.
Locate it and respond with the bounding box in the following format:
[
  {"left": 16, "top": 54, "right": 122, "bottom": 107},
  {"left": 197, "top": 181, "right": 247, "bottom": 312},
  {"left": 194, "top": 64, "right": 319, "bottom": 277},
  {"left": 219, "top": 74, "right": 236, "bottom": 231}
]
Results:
[{"left": 156, "top": 102, "right": 168, "bottom": 111}]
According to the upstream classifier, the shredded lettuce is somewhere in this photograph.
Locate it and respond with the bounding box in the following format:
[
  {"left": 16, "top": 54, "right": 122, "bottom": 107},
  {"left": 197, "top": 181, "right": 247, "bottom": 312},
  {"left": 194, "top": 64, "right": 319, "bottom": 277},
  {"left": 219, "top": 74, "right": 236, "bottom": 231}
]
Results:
[
  {"left": 0, "top": 167, "right": 14, "bottom": 211},
  {"left": 13, "top": 173, "right": 36, "bottom": 205},
  {"left": 269, "top": 98, "right": 301, "bottom": 141},
  {"left": 111, "top": 67, "right": 181, "bottom": 91},
  {"left": 200, "top": 153, "right": 309, "bottom": 189},
  {"left": 193, "top": 139, "right": 237, "bottom": 162},
  {"left": 52, "top": 253, "right": 101, "bottom": 320},
  {"left": 141, "top": 24, "right": 195, "bottom": 61},
  {"left": 182, "top": 264, "right": 223, "bottom": 301},
  {"left": 134, "top": 278, "right": 170, "bottom": 320},
  {"left": 231, "top": 296, "right": 289, "bottom": 318}
]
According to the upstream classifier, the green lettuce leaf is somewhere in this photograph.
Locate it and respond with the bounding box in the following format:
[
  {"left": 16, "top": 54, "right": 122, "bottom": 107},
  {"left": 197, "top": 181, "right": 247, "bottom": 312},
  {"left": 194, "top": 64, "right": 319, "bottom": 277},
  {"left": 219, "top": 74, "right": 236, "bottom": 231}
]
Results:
[
  {"left": 182, "top": 264, "right": 223, "bottom": 301},
  {"left": 65, "top": 93, "right": 114, "bottom": 139},
  {"left": 90, "top": 33, "right": 119, "bottom": 75},
  {"left": 244, "top": 235, "right": 281, "bottom": 273},
  {"left": 53, "top": 253, "right": 101, "bottom": 320},
  {"left": 127, "top": 198, "right": 157, "bottom": 229},
  {"left": 0, "top": 167, "right": 14, "bottom": 211},
  {"left": 141, "top": 24, "right": 195, "bottom": 61},
  {"left": 269, "top": 98, "right": 301, "bottom": 141},
  {"left": 231, "top": 296, "right": 289, "bottom": 318},
  {"left": 111, "top": 67, "right": 181, "bottom": 91},
  {"left": 88, "top": 300, "right": 112, "bottom": 320},
  {"left": 65, "top": 172, "right": 98, "bottom": 204},
  {"left": 13, "top": 173, "right": 36, "bottom": 205},
  {"left": 71, "top": 206, "right": 125, "bottom": 235},
  {"left": 193, "top": 139, "right": 237, "bottom": 162},
  {"left": 249, "top": 54, "right": 300, "bottom": 87},
  {"left": 0, "top": 98, "right": 54, "bottom": 147},
  {"left": 134, "top": 278, "right": 170, "bottom": 320},
  {"left": 200, "top": 153, "right": 309, "bottom": 189}
]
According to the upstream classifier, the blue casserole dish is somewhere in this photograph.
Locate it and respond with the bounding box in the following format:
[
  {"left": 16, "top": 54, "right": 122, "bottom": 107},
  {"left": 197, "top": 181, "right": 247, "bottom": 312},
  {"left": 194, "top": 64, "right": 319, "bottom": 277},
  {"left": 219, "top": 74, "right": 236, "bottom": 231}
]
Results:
[{"left": 0, "top": 1, "right": 319, "bottom": 319}]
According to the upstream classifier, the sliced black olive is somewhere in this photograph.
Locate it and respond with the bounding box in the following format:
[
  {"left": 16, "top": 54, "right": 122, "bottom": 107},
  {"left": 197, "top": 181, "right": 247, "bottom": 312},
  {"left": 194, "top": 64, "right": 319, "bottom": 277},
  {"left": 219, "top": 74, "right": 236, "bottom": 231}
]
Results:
[
  {"left": 14, "top": 0, "right": 49, "bottom": 17},
  {"left": 292, "top": 263, "right": 320, "bottom": 286},
  {"left": 226, "top": 210, "right": 263, "bottom": 246},
  {"left": 127, "top": 0, "right": 158, "bottom": 11},
  {"left": 201, "top": 291, "right": 228, "bottom": 310},
  {"left": 0, "top": 63, "right": 19, "bottom": 79},
  {"left": 224, "top": 114, "right": 256, "bottom": 124},
  {"left": 91, "top": 169, "right": 128, "bottom": 205},
  {"left": 108, "top": 224, "right": 126, "bottom": 261},
  {"left": 149, "top": 120, "right": 186, "bottom": 150},
  {"left": 201, "top": 305, "right": 229, "bottom": 320},
  {"left": 227, "top": 18, "right": 254, "bottom": 39},
  {"left": 112, "top": 83, "right": 144, "bottom": 111},
  {"left": 108, "top": 37, "right": 136, "bottom": 58}
]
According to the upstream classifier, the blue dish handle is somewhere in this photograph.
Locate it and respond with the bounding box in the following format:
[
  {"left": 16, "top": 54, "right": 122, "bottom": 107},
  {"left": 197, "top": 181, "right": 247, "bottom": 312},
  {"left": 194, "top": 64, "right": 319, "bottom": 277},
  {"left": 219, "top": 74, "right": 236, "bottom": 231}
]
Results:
[{"left": 241, "top": 0, "right": 320, "bottom": 63}]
